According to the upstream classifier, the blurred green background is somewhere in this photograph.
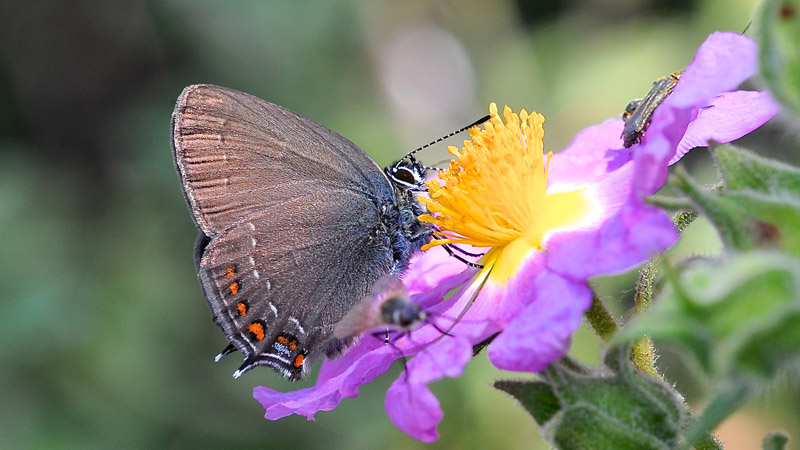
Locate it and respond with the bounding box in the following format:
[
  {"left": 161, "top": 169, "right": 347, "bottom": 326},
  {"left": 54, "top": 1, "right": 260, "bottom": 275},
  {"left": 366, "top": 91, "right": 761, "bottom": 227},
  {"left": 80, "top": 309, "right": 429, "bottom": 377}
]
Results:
[{"left": 1, "top": 1, "right": 796, "bottom": 449}]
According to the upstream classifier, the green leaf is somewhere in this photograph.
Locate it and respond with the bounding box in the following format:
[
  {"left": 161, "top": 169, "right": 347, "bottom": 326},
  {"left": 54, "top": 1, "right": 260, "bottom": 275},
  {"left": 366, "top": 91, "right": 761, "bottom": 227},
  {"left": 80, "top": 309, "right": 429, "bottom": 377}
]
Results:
[
  {"left": 495, "top": 345, "right": 690, "bottom": 449},
  {"left": 730, "top": 309, "right": 800, "bottom": 376},
  {"left": 713, "top": 144, "right": 800, "bottom": 196},
  {"left": 618, "top": 251, "right": 800, "bottom": 380},
  {"left": 671, "top": 165, "right": 800, "bottom": 256},
  {"left": 494, "top": 380, "right": 561, "bottom": 425},
  {"left": 618, "top": 252, "right": 800, "bottom": 446},
  {"left": 671, "top": 167, "right": 757, "bottom": 250},
  {"left": 552, "top": 406, "right": 668, "bottom": 450},
  {"left": 758, "top": 0, "right": 800, "bottom": 116},
  {"left": 718, "top": 191, "right": 800, "bottom": 255},
  {"left": 681, "top": 380, "right": 753, "bottom": 449}
]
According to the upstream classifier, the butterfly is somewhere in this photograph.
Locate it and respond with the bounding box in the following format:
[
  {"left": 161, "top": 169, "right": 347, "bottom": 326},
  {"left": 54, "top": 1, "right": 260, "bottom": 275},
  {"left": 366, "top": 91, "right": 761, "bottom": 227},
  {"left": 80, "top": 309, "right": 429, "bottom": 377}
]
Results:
[{"left": 171, "top": 85, "right": 433, "bottom": 380}]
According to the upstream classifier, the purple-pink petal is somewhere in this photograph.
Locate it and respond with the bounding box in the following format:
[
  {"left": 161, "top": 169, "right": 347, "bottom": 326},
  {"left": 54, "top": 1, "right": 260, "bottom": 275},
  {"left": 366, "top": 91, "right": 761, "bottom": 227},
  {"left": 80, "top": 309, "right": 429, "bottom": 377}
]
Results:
[
  {"left": 671, "top": 90, "right": 779, "bottom": 164},
  {"left": 488, "top": 270, "right": 591, "bottom": 372},
  {"left": 635, "top": 104, "right": 694, "bottom": 195},
  {"left": 254, "top": 342, "right": 395, "bottom": 420},
  {"left": 477, "top": 251, "right": 546, "bottom": 326},
  {"left": 403, "top": 246, "right": 466, "bottom": 295},
  {"left": 549, "top": 118, "right": 628, "bottom": 179},
  {"left": 669, "top": 32, "right": 757, "bottom": 109},
  {"left": 315, "top": 336, "right": 384, "bottom": 384},
  {"left": 409, "top": 263, "right": 477, "bottom": 310},
  {"left": 545, "top": 197, "right": 678, "bottom": 280},
  {"left": 386, "top": 380, "right": 442, "bottom": 443},
  {"left": 385, "top": 336, "right": 473, "bottom": 442}
]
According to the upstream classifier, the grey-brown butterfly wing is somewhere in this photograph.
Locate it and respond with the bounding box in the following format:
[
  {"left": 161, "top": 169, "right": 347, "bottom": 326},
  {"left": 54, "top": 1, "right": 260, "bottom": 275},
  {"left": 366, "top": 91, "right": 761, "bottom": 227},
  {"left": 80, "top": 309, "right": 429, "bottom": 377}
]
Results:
[
  {"left": 172, "top": 85, "right": 401, "bottom": 379},
  {"left": 197, "top": 190, "right": 395, "bottom": 379},
  {"left": 172, "top": 84, "right": 390, "bottom": 238}
]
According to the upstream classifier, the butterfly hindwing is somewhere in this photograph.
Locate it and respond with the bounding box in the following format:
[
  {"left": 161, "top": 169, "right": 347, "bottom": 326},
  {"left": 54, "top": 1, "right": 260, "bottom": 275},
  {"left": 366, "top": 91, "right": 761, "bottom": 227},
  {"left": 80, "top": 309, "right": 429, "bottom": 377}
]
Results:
[{"left": 196, "top": 190, "right": 395, "bottom": 379}]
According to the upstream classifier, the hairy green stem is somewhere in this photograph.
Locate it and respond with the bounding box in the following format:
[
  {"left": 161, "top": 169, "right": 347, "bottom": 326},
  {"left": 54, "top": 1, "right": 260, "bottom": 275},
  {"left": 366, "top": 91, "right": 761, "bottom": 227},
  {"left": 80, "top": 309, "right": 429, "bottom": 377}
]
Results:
[
  {"left": 632, "top": 258, "right": 660, "bottom": 376},
  {"left": 631, "top": 210, "right": 698, "bottom": 376}
]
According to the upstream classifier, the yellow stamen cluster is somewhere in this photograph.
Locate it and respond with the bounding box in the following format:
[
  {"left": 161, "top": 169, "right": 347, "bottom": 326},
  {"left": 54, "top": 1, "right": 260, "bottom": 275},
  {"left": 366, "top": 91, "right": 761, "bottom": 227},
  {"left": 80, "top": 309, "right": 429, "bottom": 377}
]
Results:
[{"left": 420, "top": 103, "right": 551, "bottom": 251}]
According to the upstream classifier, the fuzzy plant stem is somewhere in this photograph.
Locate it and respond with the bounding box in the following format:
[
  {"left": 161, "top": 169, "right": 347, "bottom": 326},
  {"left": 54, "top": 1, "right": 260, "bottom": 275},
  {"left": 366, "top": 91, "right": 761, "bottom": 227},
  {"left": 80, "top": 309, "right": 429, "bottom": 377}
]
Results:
[{"left": 631, "top": 210, "right": 698, "bottom": 376}]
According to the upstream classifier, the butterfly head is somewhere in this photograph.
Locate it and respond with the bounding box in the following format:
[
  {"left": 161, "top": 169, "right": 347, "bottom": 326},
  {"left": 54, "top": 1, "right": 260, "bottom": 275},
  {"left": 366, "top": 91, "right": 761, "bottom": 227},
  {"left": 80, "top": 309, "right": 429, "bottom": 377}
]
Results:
[{"left": 386, "top": 156, "right": 427, "bottom": 191}]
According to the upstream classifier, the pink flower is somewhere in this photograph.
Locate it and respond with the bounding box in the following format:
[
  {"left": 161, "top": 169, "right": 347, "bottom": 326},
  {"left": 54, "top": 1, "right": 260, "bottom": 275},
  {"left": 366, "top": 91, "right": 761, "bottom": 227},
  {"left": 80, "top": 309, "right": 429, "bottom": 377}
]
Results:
[{"left": 254, "top": 31, "right": 778, "bottom": 442}]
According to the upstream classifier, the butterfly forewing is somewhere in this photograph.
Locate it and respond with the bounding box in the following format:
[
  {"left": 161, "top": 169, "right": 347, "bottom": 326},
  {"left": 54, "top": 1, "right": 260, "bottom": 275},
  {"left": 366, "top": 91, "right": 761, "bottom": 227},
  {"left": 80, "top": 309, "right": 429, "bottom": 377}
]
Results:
[{"left": 172, "top": 84, "right": 389, "bottom": 237}]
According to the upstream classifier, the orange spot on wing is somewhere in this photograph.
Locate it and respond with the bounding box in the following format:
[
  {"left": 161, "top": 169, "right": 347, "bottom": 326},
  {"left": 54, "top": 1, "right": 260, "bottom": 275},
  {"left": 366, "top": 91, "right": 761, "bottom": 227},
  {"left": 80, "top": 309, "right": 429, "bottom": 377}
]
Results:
[
  {"left": 237, "top": 302, "right": 247, "bottom": 317},
  {"left": 277, "top": 335, "right": 289, "bottom": 345},
  {"left": 293, "top": 354, "right": 305, "bottom": 368},
  {"left": 224, "top": 266, "right": 236, "bottom": 278},
  {"left": 248, "top": 322, "right": 265, "bottom": 341},
  {"left": 228, "top": 281, "right": 239, "bottom": 295},
  {"left": 288, "top": 340, "right": 298, "bottom": 351}
]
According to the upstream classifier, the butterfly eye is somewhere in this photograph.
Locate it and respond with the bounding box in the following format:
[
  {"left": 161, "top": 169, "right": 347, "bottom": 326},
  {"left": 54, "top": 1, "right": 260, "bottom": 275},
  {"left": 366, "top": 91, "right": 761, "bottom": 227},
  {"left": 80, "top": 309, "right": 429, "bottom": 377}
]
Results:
[{"left": 392, "top": 167, "right": 418, "bottom": 185}]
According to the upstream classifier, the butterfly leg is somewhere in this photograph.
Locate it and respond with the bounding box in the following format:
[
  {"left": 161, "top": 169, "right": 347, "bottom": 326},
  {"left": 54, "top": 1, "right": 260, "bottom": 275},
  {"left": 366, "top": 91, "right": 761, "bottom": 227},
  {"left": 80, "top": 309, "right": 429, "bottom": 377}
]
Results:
[
  {"left": 447, "top": 244, "right": 484, "bottom": 258},
  {"left": 441, "top": 243, "right": 484, "bottom": 269}
]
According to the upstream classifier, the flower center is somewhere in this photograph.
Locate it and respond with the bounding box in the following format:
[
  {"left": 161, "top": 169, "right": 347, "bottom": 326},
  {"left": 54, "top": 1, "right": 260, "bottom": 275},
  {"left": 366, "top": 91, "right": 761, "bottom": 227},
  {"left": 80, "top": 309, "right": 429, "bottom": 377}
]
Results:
[{"left": 419, "top": 103, "right": 589, "bottom": 284}]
